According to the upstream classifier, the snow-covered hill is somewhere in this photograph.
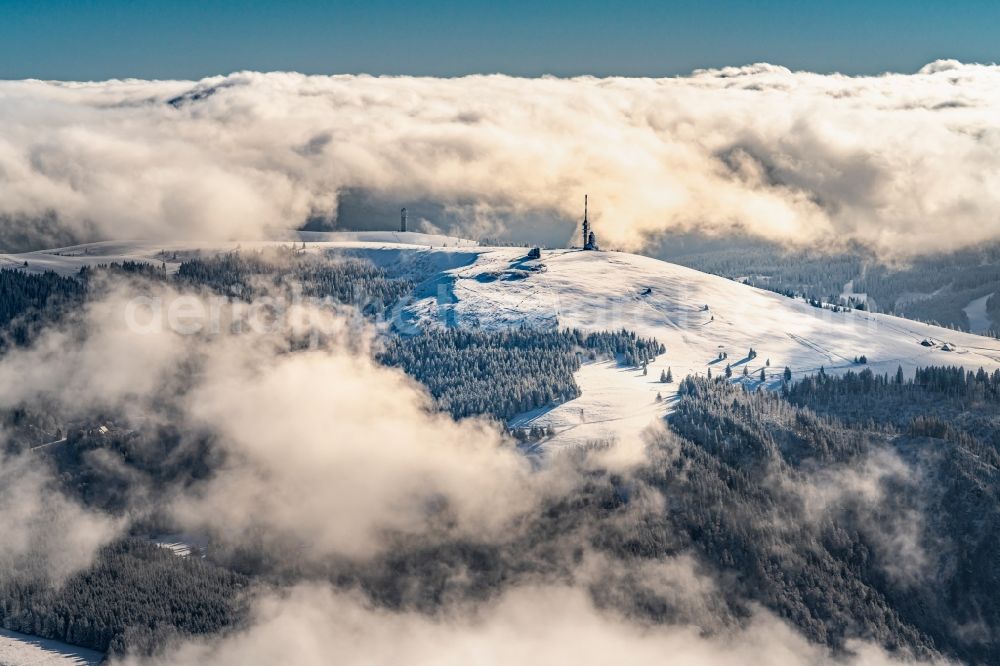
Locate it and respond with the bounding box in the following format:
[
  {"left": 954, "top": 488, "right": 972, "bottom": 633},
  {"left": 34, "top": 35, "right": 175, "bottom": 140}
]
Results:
[
  {"left": 6, "top": 233, "right": 1000, "bottom": 448},
  {"left": 398, "top": 246, "right": 1000, "bottom": 447}
]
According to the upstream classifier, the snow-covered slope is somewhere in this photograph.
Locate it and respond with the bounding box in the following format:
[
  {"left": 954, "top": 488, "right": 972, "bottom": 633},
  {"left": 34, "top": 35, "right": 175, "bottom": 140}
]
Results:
[
  {"left": 7, "top": 235, "right": 1000, "bottom": 448},
  {"left": 0, "top": 231, "right": 476, "bottom": 277},
  {"left": 400, "top": 246, "right": 1000, "bottom": 446},
  {"left": 0, "top": 629, "right": 102, "bottom": 665},
  {"left": 964, "top": 292, "right": 994, "bottom": 334}
]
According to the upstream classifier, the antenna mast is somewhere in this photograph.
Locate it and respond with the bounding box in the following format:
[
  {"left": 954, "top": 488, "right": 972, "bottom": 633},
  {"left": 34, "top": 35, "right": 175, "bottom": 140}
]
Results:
[
  {"left": 400, "top": 207, "right": 407, "bottom": 233},
  {"left": 582, "top": 194, "right": 589, "bottom": 248}
]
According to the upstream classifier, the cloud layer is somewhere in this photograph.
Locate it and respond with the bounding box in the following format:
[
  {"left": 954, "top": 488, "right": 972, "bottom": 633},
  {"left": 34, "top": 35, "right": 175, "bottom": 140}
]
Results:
[
  {"left": 0, "top": 279, "right": 541, "bottom": 561},
  {"left": 2, "top": 60, "right": 1000, "bottom": 255},
  {"left": 122, "top": 584, "right": 945, "bottom": 666}
]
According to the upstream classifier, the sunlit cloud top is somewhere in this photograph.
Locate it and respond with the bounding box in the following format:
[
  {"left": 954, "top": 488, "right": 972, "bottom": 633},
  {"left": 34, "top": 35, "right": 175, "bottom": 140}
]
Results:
[{"left": 2, "top": 60, "right": 1000, "bottom": 256}]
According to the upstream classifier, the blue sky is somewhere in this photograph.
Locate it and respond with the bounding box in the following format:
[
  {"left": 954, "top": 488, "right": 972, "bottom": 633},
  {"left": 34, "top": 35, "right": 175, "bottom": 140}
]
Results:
[{"left": 0, "top": 0, "right": 997, "bottom": 80}]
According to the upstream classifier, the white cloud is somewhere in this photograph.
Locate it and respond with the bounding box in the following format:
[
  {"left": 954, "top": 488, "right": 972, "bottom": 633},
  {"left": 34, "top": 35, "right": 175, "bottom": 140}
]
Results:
[
  {"left": 117, "top": 584, "right": 948, "bottom": 666},
  {"left": 0, "top": 453, "right": 122, "bottom": 583},
  {"left": 775, "top": 448, "right": 932, "bottom": 584},
  {"left": 2, "top": 62, "right": 1000, "bottom": 255},
  {"left": 0, "top": 280, "right": 545, "bottom": 560},
  {"left": 0, "top": 277, "right": 959, "bottom": 662}
]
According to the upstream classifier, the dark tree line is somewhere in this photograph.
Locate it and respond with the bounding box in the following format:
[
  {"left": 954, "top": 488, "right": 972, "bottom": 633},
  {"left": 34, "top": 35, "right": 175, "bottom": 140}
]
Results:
[
  {"left": 0, "top": 268, "right": 84, "bottom": 349},
  {"left": 78, "top": 260, "right": 167, "bottom": 281},
  {"left": 176, "top": 249, "right": 412, "bottom": 313},
  {"left": 659, "top": 373, "right": 1000, "bottom": 663},
  {"left": 0, "top": 251, "right": 414, "bottom": 353},
  {"left": 0, "top": 538, "right": 249, "bottom": 658},
  {"left": 787, "top": 365, "right": 1000, "bottom": 440}
]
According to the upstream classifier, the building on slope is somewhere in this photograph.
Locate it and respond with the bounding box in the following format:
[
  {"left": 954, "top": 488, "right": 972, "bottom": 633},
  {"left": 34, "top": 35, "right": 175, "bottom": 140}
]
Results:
[{"left": 581, "top": 195, "right": 599, "bottom": 250}]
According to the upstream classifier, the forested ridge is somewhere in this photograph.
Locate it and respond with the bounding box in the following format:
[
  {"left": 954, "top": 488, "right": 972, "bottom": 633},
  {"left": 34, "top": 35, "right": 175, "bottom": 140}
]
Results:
[
  {"left": 0, "top": 250, "right": 413, "bottom": 353},
  {"left": 312, "top": 369, "right": 1000, "bottom": 664},
  {"left": 286, "top": 369, "right": 1000, "bottom": 664},
  {"left": 2, "top": 257, "right": 1000, "bottom": 662},
  {"left": 7, "top": 364, "right": 997, "bottom": 662},
  {"left": 659, "top": 373, "right": 1000, "bottom": 662}
]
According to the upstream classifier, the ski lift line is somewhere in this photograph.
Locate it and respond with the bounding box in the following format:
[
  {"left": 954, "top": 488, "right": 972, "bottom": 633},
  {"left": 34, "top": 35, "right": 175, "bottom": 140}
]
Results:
[
  {"left": 787, "top": 333, "right": 856, "bottom": 364},
  {"left": 514, "top": 387, "right": 672, "bottom": 431},
  {"left": 29, "top": 437, "right": 67, "bottom": 451},
  {"left": 858, "top": 313, "right": 998, "bottom": 360},
  {"left": 635, "top": 297, "right": 685, "bottom": 332}
]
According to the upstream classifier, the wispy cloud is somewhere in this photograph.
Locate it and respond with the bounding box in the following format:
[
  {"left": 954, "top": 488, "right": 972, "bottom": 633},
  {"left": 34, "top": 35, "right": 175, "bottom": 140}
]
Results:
[{"left": 119, "top": 584, "right": 948, "bottom": 666}]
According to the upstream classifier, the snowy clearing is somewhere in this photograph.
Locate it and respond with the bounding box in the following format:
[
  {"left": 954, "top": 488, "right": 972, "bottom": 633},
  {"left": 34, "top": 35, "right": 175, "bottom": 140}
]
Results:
[
  {"left": 149, "top": 533, "right": 209, "bottom": 558},
  {"left": 964, "top": 292, "right": 994, "bottom": 334},
  {"left": 508, "top": 359, "right": 673, "bottom": 449},
  {"left": 0, "top": 629, "right": 102, "bottom": 666},
  {"left": 840, "top": 279, "right": 867, "bottom": 305}
]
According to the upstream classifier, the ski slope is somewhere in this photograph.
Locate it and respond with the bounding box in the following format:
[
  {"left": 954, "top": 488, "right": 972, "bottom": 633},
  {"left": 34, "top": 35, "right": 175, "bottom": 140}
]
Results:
[
  {"left": 964, "top": 292, "right": 994, "bottom": 334},
  {"left": 6, "top": 234, "right": 1000, "bottom": 449}
]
